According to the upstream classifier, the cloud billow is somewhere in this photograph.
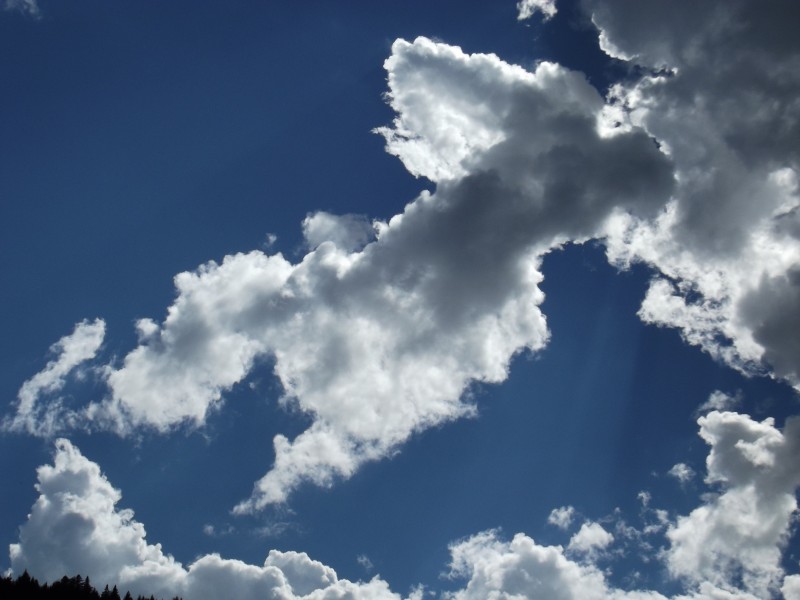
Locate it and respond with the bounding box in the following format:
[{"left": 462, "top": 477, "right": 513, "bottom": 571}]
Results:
[
  {"left": 7, "top": 33, "right": 673, "bottom": 512},
  {"left": 11, "top": 409, "right": 800, "bottom": 598},
  {"left": 9, "top": 439, "right": 405, "bottom": 600},
  {"left": 592, "top": 0, "right": 800, "bottom": 388},
  {"left": 5, "top": 0, "right": 799, "bottom": 551}
]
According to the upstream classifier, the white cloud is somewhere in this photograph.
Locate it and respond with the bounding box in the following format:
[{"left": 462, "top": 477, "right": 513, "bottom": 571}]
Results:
[
  {"left": 3, "top": 319, "right": 105, "bottom": 438},
  {"left": 11, "top": 411, "right": 800, "bottom": 600},
  {"left": 665, "top": 411, "right": 800, "bottom": 598},
  {"left": 548, "top": 505, "right": 576, "bottom": 530},
  {"left": 7, "top": 2, "right": 800, "bottom": 598},
  {"left": 9, "top": 438, "right": 185, "bottom": 598},
  {"left": 9, "top": 439, "right": 405, "bottom": 600},
  {"left": 8, "top": 0, "right": 799, "bottom": 529},
  {"left": 230, "top": 36, "right": 669, "bottom": 511},
  {"left": 2, "top": 34, "right": 667, "bottom": 513},
  {"left": 516, "top": 0, "right": 557, "bottom": 21},
  {"left": 444, "top": 411, "right": 800, "bottom": 599},
  {"left": 444, "top": 529, "right": 665, "bottom": 600},
  {"left": 783, "top": 575, "right": 800, "bottom": 600},
  {"left": 668, "top": 463, "right": 695, "bottom": 484},
  {"left": 567, "top": 522, "right": 614, "bottom": 557}
]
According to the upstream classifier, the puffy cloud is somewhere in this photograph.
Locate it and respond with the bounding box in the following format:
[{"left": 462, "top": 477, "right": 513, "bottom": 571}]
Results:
[
  {"left": 548, "top": 505, "right": 576, "bottom": 530},
  {"left": 3, "top": 319, "right": 105, "bottom": 438},
  {"left": 667, "top": 463, "right": 695, "bottom": 485},
  {"left": 3, "top": 34, "right": 669, "bottom": 512},
  {"left": 9, "top": 0, "right": 799, "bottom": 524},
  {"left": 444, "top": 529, "right": 665, "bottom": 600},
  {"left": 783, "top": 575, "right": 800, "bottom": 600},
  {"left": 11, "top": 412, "right": 800, "bottom": 599},
  {"left": 7, "top": 2, "right": 800, "bottom": 598},
  {"left": 516, "top": 0, "right": 557, "bottom": 21},
  {"left": 9, "top": 439, "right": 404, "bottom": 600},
  {"left": 443, "top": 411, "right": 800, "bottom": 599},
  {"left": 376, "top": 37, "right": 672, "bottom": 235},
  {"left": 567, "top": 521, "right": 614, "bottom": 556},
  {"left": 95, "top": 251, "right": 293, "bottom": 433},
  {"left": 590, "top": 0, "right": 800, "bottom": 388},
  {"left": 9, "top": 438, "right": 185, "bottom": 599},
  {"left": 665, "top": 411, "right": 800, "bottom": 597}
]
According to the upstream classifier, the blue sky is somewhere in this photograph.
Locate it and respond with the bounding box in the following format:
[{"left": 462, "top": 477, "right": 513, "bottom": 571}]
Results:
[{"left": 2, "top": 1, "right": 800, "bottom": 599}]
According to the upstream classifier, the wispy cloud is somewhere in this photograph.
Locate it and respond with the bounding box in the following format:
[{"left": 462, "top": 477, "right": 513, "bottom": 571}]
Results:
[
  {"left": 2, "top": 0, "right": 39, "bottom": 18},
  {"left": 667, "top": 463, "right": 695, "bottom": 485},
  {"left": 3, "top": 319, "right": 105, "bottom": 437},
  {"left": 697, "top": 390, "right": 742, "bottom": 416}
]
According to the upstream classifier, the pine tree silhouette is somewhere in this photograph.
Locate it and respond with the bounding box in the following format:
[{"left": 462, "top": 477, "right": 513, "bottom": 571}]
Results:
[{"left": 0, "top": 572, "right": 182, "bottom": 600}]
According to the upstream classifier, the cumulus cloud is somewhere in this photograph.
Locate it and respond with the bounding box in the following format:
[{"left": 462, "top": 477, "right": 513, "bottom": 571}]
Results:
[
  {"left": 784, "top": 575, "right": 800, "bottom": 600},
  {"left": 230, "top": 36, "right": 669, "bottom": 510},
  {"left": 665, "top": 411, "right": 800, "bottom": 597},
  {"left": 567, "top": 521, "right": 614, "bottom": 557},
  {"left": 443, "top": 411, "right": 800, "bottom": 599},
  {"left": 445, "top": 529, "right": 664, "bottom": 600},
  {"left": 11, "top": 413, "right": 800, "bottom": 599},
  {"left": 3, "top": 319, "right": 105, "bottom": 438},
  {"left": 3, "top": 34, "right": 669, "bottom": 512},
  {"left": 8, "top": 0, "right": 799, "bottom": 525},
  {"left": 548, "top": 505, "right": 576, "bottom": 530},
  {"left": 9, "top": 438, "right": 186, "bottom": 599},
  {"left": 590, "top": 0, "right": 800, "bottom": 388},
  {"left": 7, "top": 3, "right": 800, "bottom": 599},
  {"left": 9, "top": 439, "right": 404, "bottom": 600}
]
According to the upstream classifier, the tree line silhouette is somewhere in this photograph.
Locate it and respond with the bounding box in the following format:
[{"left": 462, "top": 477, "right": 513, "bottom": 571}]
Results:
[{"left": 0, "top": 570, "right": 182, "bottom": 600}]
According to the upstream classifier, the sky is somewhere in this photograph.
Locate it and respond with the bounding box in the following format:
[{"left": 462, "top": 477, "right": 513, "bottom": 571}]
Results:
[{"left": 1, "top": 0, "right": 800, "bottom": 598}]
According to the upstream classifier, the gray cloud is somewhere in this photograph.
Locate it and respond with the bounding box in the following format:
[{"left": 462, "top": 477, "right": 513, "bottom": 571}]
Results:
[
  {"left": 592, "top": 0, "right": 800, "bottom": 387},
  {"left": 739, "top": 268, "right": 800, "bottom": 386}
]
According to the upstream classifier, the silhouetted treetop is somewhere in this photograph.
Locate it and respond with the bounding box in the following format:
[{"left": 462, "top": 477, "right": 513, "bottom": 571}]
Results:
[{"left": 0, "top": 572, "right": 182, "bottom": 600}]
